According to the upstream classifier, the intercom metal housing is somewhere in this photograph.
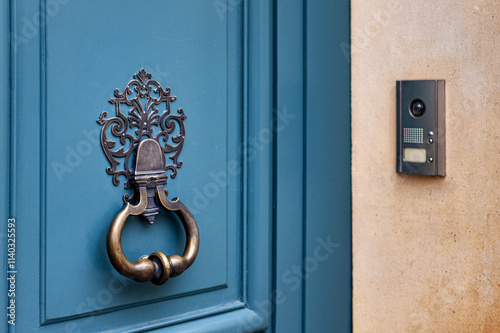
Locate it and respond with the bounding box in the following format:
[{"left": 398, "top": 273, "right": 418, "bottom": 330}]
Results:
[{"left": 396, "top": 80, "right": 445, "bottom": 176}]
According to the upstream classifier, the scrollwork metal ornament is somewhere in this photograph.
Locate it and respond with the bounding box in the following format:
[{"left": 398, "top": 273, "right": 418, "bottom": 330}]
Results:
[
  {"left": 97, "top": 68, "right": 186, "bottom": 191},
  {"left": 98, "top": 69, "right": 199, "bottom": 285}
]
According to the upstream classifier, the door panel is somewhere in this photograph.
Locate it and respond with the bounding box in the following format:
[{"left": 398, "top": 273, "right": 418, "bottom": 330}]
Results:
[
  {"left": 10, "top": 1, "right": 269, "bottom": 332},
  {"left": 44, "top": 0, "right": 230, "bottom": 321}
]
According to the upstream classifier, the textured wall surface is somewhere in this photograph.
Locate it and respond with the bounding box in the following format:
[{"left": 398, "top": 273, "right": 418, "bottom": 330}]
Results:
[{"left": 352, "top": 1, "right": 500, "bottom": 332}]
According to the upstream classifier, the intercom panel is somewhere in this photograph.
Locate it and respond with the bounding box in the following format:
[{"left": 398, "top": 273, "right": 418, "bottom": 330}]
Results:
[{"left": 396, "top": 80, "right": 445, "bottom": 176}]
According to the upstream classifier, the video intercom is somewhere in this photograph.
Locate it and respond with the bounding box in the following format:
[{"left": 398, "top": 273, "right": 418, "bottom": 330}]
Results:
[{"left": 396, "top": 80, "right": 445, "bottom": 176}]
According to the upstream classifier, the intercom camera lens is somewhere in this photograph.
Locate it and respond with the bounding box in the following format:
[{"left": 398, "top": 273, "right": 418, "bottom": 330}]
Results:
[{"left": 409, "top": 99, "right": 425, "bottom": 118}]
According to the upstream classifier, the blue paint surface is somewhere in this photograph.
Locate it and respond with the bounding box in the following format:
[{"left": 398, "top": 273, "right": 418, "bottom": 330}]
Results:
[
  {"left": 304, "top": 1, "right": 352, "bottom": 331},
  {"left": 273, "top": 0, "right": 351, "bottom": 332},
  {"left": 5, "top": 0, "right": 350, "bottom": 331}
]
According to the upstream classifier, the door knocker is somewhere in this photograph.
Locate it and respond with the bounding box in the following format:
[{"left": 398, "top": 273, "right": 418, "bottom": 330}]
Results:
[{"left": 97, "top": 69, "right": 199, "bottom": 285}]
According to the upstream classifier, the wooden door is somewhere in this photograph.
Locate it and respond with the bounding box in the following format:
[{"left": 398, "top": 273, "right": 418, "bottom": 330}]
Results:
[{"left": 0, "top": 0, "right": 351, "bottom": 332}]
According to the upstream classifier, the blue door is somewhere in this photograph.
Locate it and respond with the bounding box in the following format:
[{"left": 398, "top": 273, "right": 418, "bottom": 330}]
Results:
[{"left": 1, "top": 1, "right": 350, "bottom": 332}]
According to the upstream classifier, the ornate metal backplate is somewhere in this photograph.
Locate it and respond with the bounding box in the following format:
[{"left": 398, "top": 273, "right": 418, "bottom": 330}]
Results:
[
  {"left": 97, "top": 68, "right": 186, "bottom": 194},
  {"left": 100, "top": 71, "right": 199, "bottom": 284}
]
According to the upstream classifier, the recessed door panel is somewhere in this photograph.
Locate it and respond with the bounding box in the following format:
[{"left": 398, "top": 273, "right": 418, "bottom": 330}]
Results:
[
  {"left": 43, "top": 1, "right": 229, "bottom": 321},
  {"left": 12, "top": 1, "right": 253, "bottom": 331}
]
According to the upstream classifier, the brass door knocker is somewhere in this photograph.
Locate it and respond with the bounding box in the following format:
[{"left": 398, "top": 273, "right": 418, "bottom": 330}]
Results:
[{"left": 97, "top": 69, "right": 199, "bottom": 285}]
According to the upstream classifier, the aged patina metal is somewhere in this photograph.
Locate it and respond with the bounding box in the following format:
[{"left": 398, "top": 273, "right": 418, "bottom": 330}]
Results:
[{"left": 97, "top": 69, "right": 199, "bottom": 285}]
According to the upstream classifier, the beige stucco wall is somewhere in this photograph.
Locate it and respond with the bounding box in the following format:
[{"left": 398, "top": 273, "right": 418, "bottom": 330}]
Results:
[{"left": 352, "top": 1, "right": 500, "bottom": 332}]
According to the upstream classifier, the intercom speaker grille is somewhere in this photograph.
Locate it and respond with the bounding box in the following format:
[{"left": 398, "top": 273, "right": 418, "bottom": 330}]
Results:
[{"left": 403, "top": 127, "right": 423, "bottom": 144}]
